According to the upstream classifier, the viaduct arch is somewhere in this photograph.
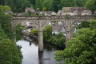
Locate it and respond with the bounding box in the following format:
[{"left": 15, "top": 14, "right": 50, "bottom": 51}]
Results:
[{"left": 12, "top": 15, "right": 96, "bottom": 52}]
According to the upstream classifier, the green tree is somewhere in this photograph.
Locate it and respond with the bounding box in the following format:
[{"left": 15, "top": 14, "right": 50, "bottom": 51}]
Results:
[
  {"left": 0, "top": 27, "right": 22, "bottom": 64},
  {"left": 0, "top": 6, "right": 22, "bottom": 64},
  {"left": 51, "top": 0, "right": 62, "bottom": 12},
  {"left": 56, "top": 19, "right": 96, "bottom": 64},
  {"left": 43, "top": 25, "right": 65, "bottom": 49},
  {"left": 85, "top": 0, "right": 96, "bottom": 14},
  {"left": 43, "top": 25, "right": 52, "bottom": 43},
  {"left": 75, "top": 0, "right": 87, "bottom": 7},
  {"left": 61, "top": 0, "right": 75, "bottom": 7},
  {"left": 35, "top": 0, "right": 53, "bottom": 11},
  {"left": 61, "top": 0, "right": 86, "bottom": 7},
  {"left": 0, "top": 0, "right": 5, "bottom": 5},
  {"left": 4, "top": 0, "right": 31, "bottom": 12},
  {"left": 0, "top": 6, "right": 13, "bottom": 39},
  {"left": 50, "top": 32, "right": 65, "bottom": 48},
  {"left": 16, "top": 24, "right": 26, "bottom": 40},
  {"left": 77, "top": 21, "right": 90, "bottom": 29},
  {"left": 0, "top": 5, "right": 11, "bottom": 12},
  {"left": 29, "top": 0, "right": 36, "bottom": 5},
  {"left": 31, "top": 29, "right": 38, "bottom": 36}
]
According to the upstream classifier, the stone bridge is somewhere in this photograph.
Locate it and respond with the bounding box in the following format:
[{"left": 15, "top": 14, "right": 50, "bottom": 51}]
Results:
[{"left": 12, "top": 15, "right": 96, "bottom": 52}]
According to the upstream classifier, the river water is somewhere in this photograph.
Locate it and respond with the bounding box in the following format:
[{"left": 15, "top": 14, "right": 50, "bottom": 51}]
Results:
[{"left": 16, "top": 40, "right": 63, "bottom": 64}]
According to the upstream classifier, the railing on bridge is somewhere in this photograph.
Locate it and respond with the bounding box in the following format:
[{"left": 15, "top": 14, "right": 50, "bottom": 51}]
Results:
[{"left": 13, "top": 15, "right": 96, "bottom": 20}]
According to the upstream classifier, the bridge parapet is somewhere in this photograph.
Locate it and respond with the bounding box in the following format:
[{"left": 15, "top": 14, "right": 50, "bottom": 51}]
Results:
[{"left": 13, "top": 15, "right": 96, "bottom": 20}]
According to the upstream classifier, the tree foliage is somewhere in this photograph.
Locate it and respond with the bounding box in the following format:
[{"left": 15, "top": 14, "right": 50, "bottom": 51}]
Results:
[
  {"left": 4, "top": 0, "right": 31, "bottom": 12},
  {"left": 35, "top": 0, "right": 53, "bottom": 11},
  {"left": 77, "top": 21, "right": 90, "bottom": 29},
  {"left": 56, "top": 19, "right": 96, "bottom": 64},
  {"left": 0, "top": 5, "right": 11, "bottom": 12},
  {"left": 43, "top": 25, "right": 52, "bottom": 43},
  {"left": 50, "top": 33, "right": 65, "bottom": 48},
  {"left": 1, "top": 0, "right": 87, "bottom": 12},
  {"left": 16, "top": 24, "right": 26, "bottom": 40},
  {"left": 43, "top": 25, "right": 65, "bottom": 49},
  {"left": 30, "top": 29, "right": 38, "bottom": 36},
  {"left": 51, "top": 0, "right": 62, "bottom": 12},
  {"left": 0, "top": 27, "right": 22, "bottom": 64},
  {"left": 0, "top": 6, "right": 13, "bottom": 39},
  {"left": 0, "top": 6, "right": 22, "bottom": 64},
  {"left": 85, "top": 0, "right": 96, "bottom": 14}
]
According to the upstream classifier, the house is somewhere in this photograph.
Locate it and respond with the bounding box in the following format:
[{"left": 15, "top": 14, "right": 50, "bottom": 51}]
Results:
[
  {"left": 25, "top": 8, "right": 36, "bottom": 15},
  {"left": 57, "top": 7, "right": 92, "bottom": 16}
]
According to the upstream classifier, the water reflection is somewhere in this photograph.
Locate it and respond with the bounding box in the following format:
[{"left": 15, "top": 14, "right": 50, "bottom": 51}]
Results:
[
  {"left": 42, "top": 50, "right": 57, "bottom": 64},
  {"left": 39, "top": 52, "right": 43, "bottom": 64},
  {"left": 17, "top": 40, "right": 39, "bottom": 64},
  {"left": 16, "top": 40, "right": 63, "bottom": 64}
]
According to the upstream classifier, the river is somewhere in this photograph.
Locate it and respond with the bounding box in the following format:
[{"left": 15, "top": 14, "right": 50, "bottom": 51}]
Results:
[{"left": 16, "top": 40, "right": 63, "bottom": 64}]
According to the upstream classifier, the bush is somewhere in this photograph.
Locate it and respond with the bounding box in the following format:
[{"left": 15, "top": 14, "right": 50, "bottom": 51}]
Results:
[
  {"left": 16, "top": 24, "right": 26, "bottom": 40},
  {"left": 50, "top": 33, "right": 65, "bottom": 48},
  {"left": 0, "top": 6, "right": 13, "bottom": 39},
  {"left": 55, "top": 19, "right": 96, "bottom": 64},
  {"left": 0, "top": 28, "right": 22, "bottom": 64},
  {"left": 43, "top": 25, "right": 66, "bottom": 49},
  {"left": 0, "top": 6, "right": 22, "bottom": 64},
  {"left": 30, "top": 29, "right": 38, "bottom": 36}
]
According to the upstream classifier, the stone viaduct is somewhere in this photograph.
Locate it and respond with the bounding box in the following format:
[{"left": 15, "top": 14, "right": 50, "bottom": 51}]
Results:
[{"left": 12, "top": 15, "right": 96, "bottom": 52}]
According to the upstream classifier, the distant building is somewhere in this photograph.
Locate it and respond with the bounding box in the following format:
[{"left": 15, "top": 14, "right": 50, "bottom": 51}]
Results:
[
  {"left": 39, "top": 11, "right": 57, "bottom": 16},
  {"left": 81, "top": 10, "right": 92, "bottom": 15},
  {"left": 51, "top": 12, "right": 57, "bottom": 16},
  {"left": 25, "top": 8, "right": 35, "bottom": 13},
  {"left": 57, "top": 7, "right": 92, "bottom": 16},
  {"left": 39, "top": 11, "right": 52, "bottom": 16},
  {"left": 62, "top": 7, "right": 85, "bottom": 12}
]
